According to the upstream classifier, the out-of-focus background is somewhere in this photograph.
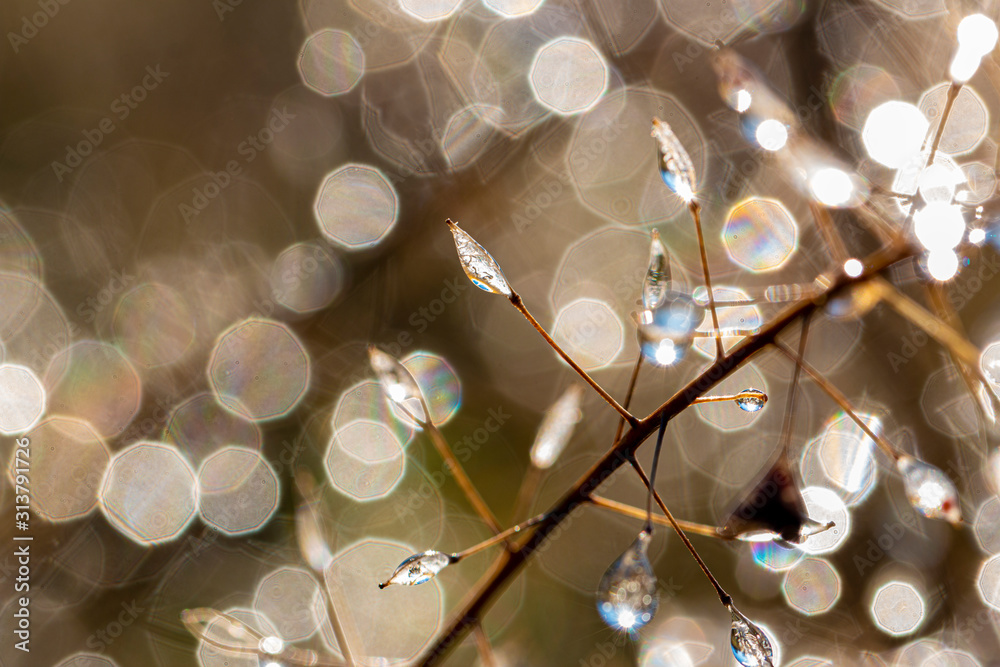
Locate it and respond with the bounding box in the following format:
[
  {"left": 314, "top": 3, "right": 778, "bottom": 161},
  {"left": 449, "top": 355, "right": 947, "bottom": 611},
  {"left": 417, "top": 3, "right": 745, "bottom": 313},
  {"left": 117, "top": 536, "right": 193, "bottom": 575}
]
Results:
[{"left": 3, "top": 0, "right": 1000, "bottom": 665}]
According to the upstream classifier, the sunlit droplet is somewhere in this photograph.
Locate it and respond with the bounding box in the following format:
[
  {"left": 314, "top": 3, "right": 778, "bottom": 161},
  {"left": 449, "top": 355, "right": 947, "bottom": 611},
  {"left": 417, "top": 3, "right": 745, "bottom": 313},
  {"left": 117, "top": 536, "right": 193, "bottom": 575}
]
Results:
[
  {"left": 729, "top": 605, "right": 775, "bottom": 667},
  {"left": 969, "top": 228, "right": 986, "bottom": 244},
  {"left": 809, "top": 168, "right": 854, "bottom": 207},
  {"left": 896, "top": 455, "right": 961, "bottom": 524},
  {"left": 914, "top": 203, "right": 965, "bottom": 250},
  {"left": 596, "top": 531, "right": 659, "bottom": 631},
  {"left": 643, "top": 229, "right": 671, "bottom": 311},
  {"left": 755, "top": 119, "right": 788, "bottom": 151},
  {"left": 379, "top": 550, "right": 454, "bottom": 588},
  {"left": 651, "top": 117, "right": 696, "bottom": 202},
  {"left": 368, "top": 346, "right": 428, "bottom": 424},
  {"left": 844, "top": 259, "right": 863, "bottom": 277},
  {"left": 636, "top": 291, "right": 700, "bottom": 367},
  {"left": 862, "top": 101, "right": 928, "bottom": 169},
  {"left": 736, "top": 388, "right": 767, "bottom": 413},
  {"left": 958, "top": 14, "right": 999, "bottom": 56},
  {"left": 259, "top": 636, "right": 283, "bottom": 655},
  {"left": 530, "top": 385, "right": 584, "bottom": 469},
  {"left": 924, "top": 249, "right": 960, "bottom": 282},
  {"left": 446, "top": 220, "right": 512, "bottom": 296}
]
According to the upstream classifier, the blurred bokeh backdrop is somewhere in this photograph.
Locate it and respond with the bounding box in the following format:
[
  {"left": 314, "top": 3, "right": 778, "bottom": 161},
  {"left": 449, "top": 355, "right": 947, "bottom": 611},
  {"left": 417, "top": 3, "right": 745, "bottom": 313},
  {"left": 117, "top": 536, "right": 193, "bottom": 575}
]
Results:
[{"left": 3, "top": 0, "right": 1000, "bottom": 665}]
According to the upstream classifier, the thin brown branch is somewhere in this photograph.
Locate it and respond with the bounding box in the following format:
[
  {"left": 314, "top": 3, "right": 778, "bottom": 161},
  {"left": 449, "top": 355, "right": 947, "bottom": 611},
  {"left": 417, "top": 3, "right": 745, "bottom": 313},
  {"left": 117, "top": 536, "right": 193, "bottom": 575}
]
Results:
[
  {"left": 772, "top": 340, "right": 901, "bottom": 461},
  {"left": 509, "top": 293, "right": 637, "bottom": 425},
  {"left": 415, "top": 240, "right": 915, "bottom": 666},
  {"left": 690, "top": 201, "right": 725, "bottom": 358},
  {"left": 588, "top": 494, "right": 728, "bottom": 538}
]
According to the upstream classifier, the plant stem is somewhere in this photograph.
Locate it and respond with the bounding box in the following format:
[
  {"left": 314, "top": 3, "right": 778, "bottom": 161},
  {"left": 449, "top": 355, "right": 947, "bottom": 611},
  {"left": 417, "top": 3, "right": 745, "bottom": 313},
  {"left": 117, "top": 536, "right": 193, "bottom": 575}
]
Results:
[
  {"left": 473, "top": 624, "right": 497, "bottom": 667},
  {"left": 612, "top": 354, "right": 645, "bottom": 444},
  {"left": 629, "top": 457, "right": 732, "bottom": 607},
  {"left": 644, "top": 414, "right": 668, "bottom": 533},
  {"left": 772, "top": 340, "right": 901, "bottom": 461},
  {"left": 454, "top": 512, "right": 550, "bottom": 560},
  {"left": 692, "top": 389, "right": 768, "bottom": 406},
  {"left": 928, "top": 82, "right": 960, "bottom": 165},
  {"left": 422, "top": 408, "right": 504, "bottom": 536},
  {"left": 779, "top": 312, "right": 811, "bottom": 456},
  {"left": 415, "top": 240, "right": 916, "bottom": 666},
  {"left": 588, "top": 494, "right": 727, "bottom": 538},
  {"left": 508, "top": 292, "right": 637, "bottom": 425},
  {"left": 872, "top": 276, "right": 981, "bottom": 367},
  {"left": 809, "top": 201, "right": 849, "bottom": 264},
  {"left": 690, "top": 201, "right": 725, "bottom": 359}
]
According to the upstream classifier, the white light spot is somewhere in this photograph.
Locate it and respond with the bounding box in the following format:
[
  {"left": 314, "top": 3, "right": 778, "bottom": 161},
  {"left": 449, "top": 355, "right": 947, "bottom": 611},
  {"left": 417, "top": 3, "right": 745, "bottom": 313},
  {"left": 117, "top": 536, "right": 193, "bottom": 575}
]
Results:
[
  {"left": 755, "top": 119, "right": 788, "bottom": 151},
  {"left": 863, "top": 102, "right": 928, "bottom": 168},
  {"left": 843, "top": 259, "right": 863, "bottom": 277},
  {"left": 926, "top": 249, "right": 960, "bottom": 281},
  {"left": 958, "top": 14, "right": 999, "bottom": 57},
  {"left": 810, "top": 168, "right": 854, "bottom": 206},
  {"left": 970, "top": 228, "right": 986, "bottom": 244}
]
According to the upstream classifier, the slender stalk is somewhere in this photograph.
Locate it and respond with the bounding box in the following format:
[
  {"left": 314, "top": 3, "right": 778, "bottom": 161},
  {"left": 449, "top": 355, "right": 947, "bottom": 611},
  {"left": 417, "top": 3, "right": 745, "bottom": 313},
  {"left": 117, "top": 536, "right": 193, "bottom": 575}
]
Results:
[
  {"left": 772, "top": 340, "right": 901, "bottom": 461},
  {"left": 454, "top": 512, "right": 550, "bottom": 560},
  {"left": 629, "top": 456, "right": 732, "bottom": 607},
  {"left": 693, "top": 328, "right": 761, "bottom": 338},
  {"left": 423, "top": 418, "right": 505, "bottom": 536},
  {"left": 928, "top": 82, "right": 960, "bottom": 165},
  {"left": 416, "top": 241, "right": 916, "bottom": 666},
  {"left": 181, "top": 609, "right": 346, "bottom": 667},
  {"left": 508, "top": 293, "right": 637, "bottom": 424},
  {"left": 588, "top": 494, "right": 728, "bottom": 539},
  {"left": 509, "top": 465, "right": 542, "bottom": 524},
  {"left": 809, "top": 201, "right": 850, "bottom": 264},
  {"left": 779, "top": 312, "right": 812, "bottom": 456},
  {"left": 473, "top": 624, "right": 497, "bottom": 667},
  {"left": 925, "top": 281, "right": 1000, "bottom": 418},
  {"left": 873, "top": 276, "right": 981, "bottom": 367},
  {"left": 690, "top": 201, "right": 725, "bottom": 358},
  {"left": 692, "top": 389, "right": 768, "bottom": 406},
  {"left": 644, "top": 414, "right": 668, "bottom": 533},
  {"left": 612, "top": 354, "right": 645, "bottom": 444}
]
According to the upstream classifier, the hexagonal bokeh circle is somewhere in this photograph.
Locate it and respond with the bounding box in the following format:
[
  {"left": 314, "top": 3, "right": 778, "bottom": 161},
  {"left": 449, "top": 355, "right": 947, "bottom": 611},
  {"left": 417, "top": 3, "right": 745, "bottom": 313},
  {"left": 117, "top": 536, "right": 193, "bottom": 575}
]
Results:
[
  {"left": 314, "top": 164, "right": 399, "bottom": 250},
  {"left": 723, "top": 197, "right": 798, "bottom": 272}
]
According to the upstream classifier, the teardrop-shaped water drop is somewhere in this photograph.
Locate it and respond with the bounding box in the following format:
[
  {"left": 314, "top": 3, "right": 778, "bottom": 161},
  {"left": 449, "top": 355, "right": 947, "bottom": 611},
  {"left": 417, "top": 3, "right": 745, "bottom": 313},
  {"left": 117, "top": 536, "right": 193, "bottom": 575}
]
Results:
[
  {"left": 635, "top": 291, "right": 700, "bottom": 367},
  {"left": 642, "top": 229, "right": 671, "bottom": 311},
  {"left": 735, "top": 388, "right": 767, "bottom": 413},
  {"left": 729, "top": 605, "right": 775, "bottom": 667},
  {"left": 896, "top": 455, "right": 962, "bottom": 524},
  {"left": 379, "top": 550, "right": 454, "bottom": 588},
  {"left": 530, "top": 384, "right": 584, "bottom": 470},
  {"left": 446, "top": 219, "right": 512, "bottom": 296},
  {"left": 651, "top": 118, "right": 697, "bottom": 202},
  {"left": 368, "top": 346, "right": 428, "bottom": 423},
  {"left": 596, "top": 531, "right": 659, "bottom": 631}
]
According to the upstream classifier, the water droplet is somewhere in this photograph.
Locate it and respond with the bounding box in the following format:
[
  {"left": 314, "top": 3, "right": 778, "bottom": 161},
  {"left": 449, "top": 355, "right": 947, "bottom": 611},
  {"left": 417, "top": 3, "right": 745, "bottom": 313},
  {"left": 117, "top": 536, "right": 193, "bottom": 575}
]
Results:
[
  {"left": 530, "top": 385, "right": 584, "bottom": 469},
  {"left": 896, "top": 455, "right": 962, "bottom": 524},
  {"left": 735, "top": 388, "right": 767, "bottom": 412},
  {"left": 642, "top": 229, "right": 671, "bottom": 311},
  {"left": 729, "top": 605, "right": 775, "bottom": 667},
  {"left": 651, "top": 118, "right": 696, "bottom": 202},
  {"left": 635, "top": 291, "right": 700, "bottom": 366},
  {"left": 446, "top": 220, "right": 512, "bottom": 296},
  {"left": 367, "top": 346, "right": 428, "bottom": 423},
  {"left": 379, "top": 550, "right": 454, "bottom": 588},
  {"left": 596, "top": 531, "right": 659, "bottom": 631}
]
